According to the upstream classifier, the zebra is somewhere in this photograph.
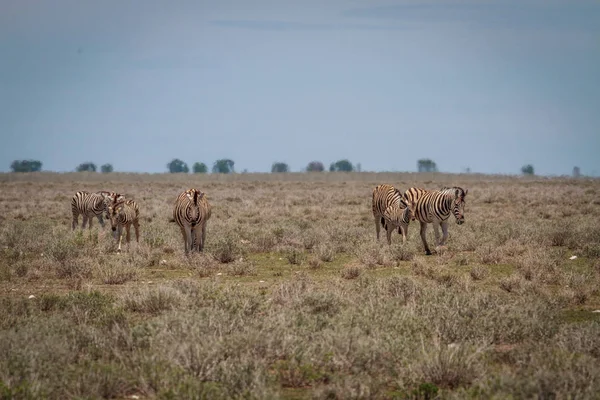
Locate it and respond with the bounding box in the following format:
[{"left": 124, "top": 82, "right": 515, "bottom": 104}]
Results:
[
  {"left": 403, "top": 186, "right": 468, "bottom": 255},
  {"left": 71, "top": 191, "right": 124, "bottom": 230},
  {"left": 372, "top": 184, "right": 414, "bottom": 243},
  {"left": 106, "top": 199, "right": 140, "bottom": 252},
  {"left": 173, "top": 189, "right": 212, "bottom": 254},
  {"left": 382, "top": 202, "right": 415, "bottom": 245}
]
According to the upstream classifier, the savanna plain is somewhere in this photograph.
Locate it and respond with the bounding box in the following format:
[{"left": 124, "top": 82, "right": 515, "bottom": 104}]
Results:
[{"left": 1, "top": 172, "right": 599, "bottom": 399}]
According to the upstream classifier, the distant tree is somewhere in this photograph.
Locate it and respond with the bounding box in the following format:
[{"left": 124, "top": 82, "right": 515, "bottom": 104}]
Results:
[
  {"left": 521, "top": 164, "right": 535, "bottom": 176},
  {"left": 271, "top": 162, "right": 289, "bottom": 173},
  {"left": 193, "top": 162, "right": 208, "bottom": 174},
  {"left": 329, "top": 159, "right": 354, "bottom": 172},
  {"left": 417, "top": 159, "right": 438, "bottom": 172},
  {"left": 212, "top": 159, "right": 235, "bottom": 174},
  {"left": 572, "top": 166, "right": 581, "bottom": 178},
  {"left": 306, "top": 161, "right": 324, "bottom": 172},
  {"left": 76, "top": 162, "right": 97, "bottom": 172},
  {"left": 100, "top": 163, "right": 113, "bottom": 173},
  {"left": 167, "top": 159, "right": 189, "bottom": 173},
  {"left": 10, "top": 159, "right": 42, "bottom": 172}
]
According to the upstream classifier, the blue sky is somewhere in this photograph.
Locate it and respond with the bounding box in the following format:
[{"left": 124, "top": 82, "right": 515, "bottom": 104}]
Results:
[{"left": 1, "top": 0, "right": 599, "bottom": 175}]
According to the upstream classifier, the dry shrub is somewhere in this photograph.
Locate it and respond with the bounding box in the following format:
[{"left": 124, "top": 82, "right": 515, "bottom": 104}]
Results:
[
  {"left": 285, "top": 248, "right": 306, "bottom": 265},
  {"left": 477, "top": 245, "right": 503, "bottom": 265},
  {"left": 184, "top": 253, "right": 220, "bottom": 277},
  {"left": 420, "top": 340, "right": 486, "bottom": 389},
  {"left": 499, "top": 274, "right": 524, "bottom": 294},
  {"left": 469, "top": 265, "right": 489, "bottom": 281},
  {"left": 226, "top": 260, "right": 256, "bottom": 276},
  {"left": 341, "top": 265, "right": 362, "bottom": 280},
  {"left": 386, "top": 276, "right": 421, "bottom": 303},
  {"left": 307, "top": 256, "right": 323, "bottom": 269},
  {"left": 357, "top": 242, "right": 390, "bottom": 268},
  {"left": 315, "top": 243, "right": 336, "bottom": 262},
  {"left": 388, "top": 244, "right": 415, "bottom": 263},
  {"left": 96, "top": 261, "right": 140, "bottom": 285},
  {"left": 211, "top": 235, "right": 244, "bottom": 264},
  {"left": 122, "top": 285, "right": 183, "bottom": 314}
]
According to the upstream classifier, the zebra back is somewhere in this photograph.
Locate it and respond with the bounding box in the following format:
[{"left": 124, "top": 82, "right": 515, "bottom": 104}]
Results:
[
  {"left": 372, "top": 184, "right": 406, "bottom": 217},
  {"left": 109, "top": 199, "right": 139, "bottom": 225},
  {"left": 71, "top": 191, "right": 105, "bottom": 216},
  {"left": 173, "top": 189, "right": 212, "bottom": 228}
]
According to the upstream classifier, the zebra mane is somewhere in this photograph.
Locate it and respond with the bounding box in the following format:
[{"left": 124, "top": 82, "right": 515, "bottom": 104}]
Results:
[{"left": 440, "top": 186, "right": 466, "bottom": 198}]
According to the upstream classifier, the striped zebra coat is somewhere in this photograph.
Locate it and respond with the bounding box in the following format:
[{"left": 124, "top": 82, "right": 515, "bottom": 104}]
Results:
[
  {"left": 107, "top": 199, "right": 140, "bottom": 252},
  {"left": 173, "top": 189, "right": 212, "bottom": 253},
  {"left": 372, "top": 184, "right": 413, "bottom": 244},
  {"left": 403, "top": 187, "right": 468, "bottom": 255},
  {"left": 71, "top": 191, "right": 124, "bottom": 230}
]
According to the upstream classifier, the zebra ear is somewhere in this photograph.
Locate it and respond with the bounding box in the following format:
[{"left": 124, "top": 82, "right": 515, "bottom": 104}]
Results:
[{"left": 464, "top": 189, "right": 468, "bottom": 197}]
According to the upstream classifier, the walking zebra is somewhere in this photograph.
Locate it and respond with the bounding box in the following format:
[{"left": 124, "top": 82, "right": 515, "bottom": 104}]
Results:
[
  {"left": 107, "top": 199, "right": 140, "bottom": 252},
  {"left": 382, "top": 202, "right": 415, "bottom": 245},
  {"left": 173, "top": 189, "right": 212, "bottom": 254},
  {"left": 71, "top": 191, "right": 124, "bottom": 230},
  {"left": 372, "top": 184, "right": 413, "bottom": 244},
  {"left": 403, "top": 186, "right": 468, "bottom": 255}
]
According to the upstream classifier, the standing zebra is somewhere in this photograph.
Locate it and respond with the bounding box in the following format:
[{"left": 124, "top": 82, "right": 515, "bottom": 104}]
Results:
[
  {"left": 71, "top": 191, "right": 124, "bottom": 230},
  {"left": 372, "top": 184, "right": 413, "bottom": 243},
  {"left": 173, "top": 189, "right": 212, "bottom": 254},
  {"left": 107, "top": 199, "right": 140, "bottom": 252},
  {"left": 404, "top": 186, "right": 468, "bottom": 255},
  {"left": 382, "top": 202, "right": 415, "bottom": 245}
]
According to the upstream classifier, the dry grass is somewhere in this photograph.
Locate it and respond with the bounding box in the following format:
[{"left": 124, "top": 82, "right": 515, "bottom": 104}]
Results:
[{"left": 1, "top": 172, "right": 600, "bottom": 399}]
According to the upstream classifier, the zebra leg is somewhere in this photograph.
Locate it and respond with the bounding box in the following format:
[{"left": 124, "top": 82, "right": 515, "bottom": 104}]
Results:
[
  {"left": 72, "top": 212, "right": 79, "bottom": 230},
  {"left": 134, "top": 221, "right": 140, "bottom": 243},
  {"left": 375, "top": 216, "right": 381, "bottom": 240},
  {"left": 385, "top": 223, "right": 393, "bottom": 245},
  {"left": 117, "top": 227, "right": 124, "bottom": 252},
  {"left": 97, "top": 215, "right": 105, "bottom": 228},
  {"left": 433, "top": 220, "right": 441, "bottom": 246},
  {"left": 179, "top": 226, "right": 188, "bottom": 254},
  {"left": 184, "top": 225, "right": 193, "bottom": 254},
  {"left": 125, "top": 224, "right": 131, "bottom": 245},
  {"left": 200, "top": 222, "right": 207, "bottom": 251},
  {"left": 82, "top": 216, "right": 88, "bottom": 229},
  {"left": 420, "top": 221, "right": 432, "bottom": 255},
  {"left": 440, "top": 221, "right": 449, "bottom": 246},
  {"left": 400, "top": 223, "right": 408, "bottom": 244}
]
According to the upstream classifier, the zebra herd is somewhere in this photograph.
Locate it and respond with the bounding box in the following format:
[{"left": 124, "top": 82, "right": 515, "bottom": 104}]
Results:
[
  {"left": 372, "top": 184, "right": 468, "bottom": 255},
  {"left": 70, "top": 185, "right": 467, "bottom": 256},
  {"left": 71, "top": 189, "right": 211, "bottom": 254}
]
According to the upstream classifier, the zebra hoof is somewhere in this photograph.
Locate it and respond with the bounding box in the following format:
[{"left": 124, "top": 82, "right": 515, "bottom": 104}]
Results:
[{"left": 425, "top": 250, "right": 432, "bottom": 256}]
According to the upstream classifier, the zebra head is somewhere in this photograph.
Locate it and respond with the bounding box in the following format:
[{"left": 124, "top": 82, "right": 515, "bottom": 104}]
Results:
[
  {"left": 107, "top": 201, "right": 125, "bottom": 232},
  {"left": 452, "top": 188, "right": 468, "bottom": 225},
  {"left": 99, "top": 191, "right": 125, "bottom": 218}
]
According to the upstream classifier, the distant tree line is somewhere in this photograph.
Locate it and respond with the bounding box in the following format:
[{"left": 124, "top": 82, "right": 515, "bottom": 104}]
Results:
[
  {"left": 10, "top": 160, "right": 42, "bottom": 172},
  {"left": 10, "top": 158, "right": 584, "bottom": 177}
]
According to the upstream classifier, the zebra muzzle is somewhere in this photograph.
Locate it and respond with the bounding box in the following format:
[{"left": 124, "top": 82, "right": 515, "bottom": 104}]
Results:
[{"left": 112, "top": 227, "right": 117, "bottom": 231}]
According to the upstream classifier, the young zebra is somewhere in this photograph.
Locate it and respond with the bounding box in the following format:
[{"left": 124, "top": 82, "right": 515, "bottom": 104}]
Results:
[
  {"left": 404, "top": 187, "right": 468, "bottom": 255},
  {"left": 382, "top": 202, "right": 415, "bottom": 245},
  {"left": 71, "top": 191, "right": 124, "bottom": 230},
  {"left": 372, "top": 184, "right": 413, "bottom": 243},
  {"left": 173, "top": 189, "right": 212, "bottom": 254},
  {"left": 106, "top": 199, "right": 140, "bottom": 252}
]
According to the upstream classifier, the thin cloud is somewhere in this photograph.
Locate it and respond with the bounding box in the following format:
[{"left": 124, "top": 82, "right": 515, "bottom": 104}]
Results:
[
  {"left": 342, "top": 2, "right": 600, "bottom": 32},
  {"left": 211, "top": 19, "right": 406, "bottom": 31}
]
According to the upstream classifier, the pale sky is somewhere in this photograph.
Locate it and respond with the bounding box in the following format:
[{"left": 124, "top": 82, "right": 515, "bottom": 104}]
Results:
[{"left": 1, "top": 0, "right": 599, "bottom": 175}]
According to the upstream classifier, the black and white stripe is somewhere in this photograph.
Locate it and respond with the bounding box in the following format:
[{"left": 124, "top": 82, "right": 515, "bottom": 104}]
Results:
[
  {"left": 107, "top": 199, "right": 140, "bottom": 252},
  {"left": 404, "top": 186, "right": 468, "bottom": 255},
  {"left": 372, "top": 184, "right": 411, "bottom": 243},
  {"left": 71, "top": 191, "right": 124, "bottom": 230},
  {"left": 173, "top": 189, "right": 212, "bottom": 253}
]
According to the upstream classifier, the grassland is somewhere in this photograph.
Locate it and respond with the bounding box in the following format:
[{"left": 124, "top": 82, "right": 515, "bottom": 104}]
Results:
[{"left": 1, "top": 171, "right": 599, "bottom": 399}]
